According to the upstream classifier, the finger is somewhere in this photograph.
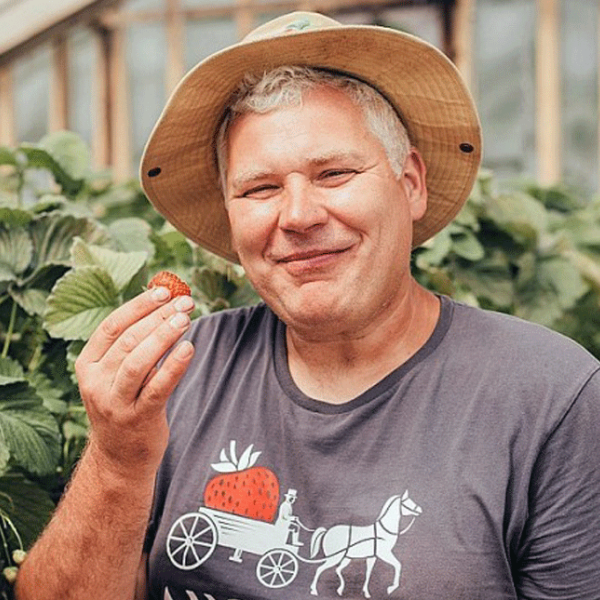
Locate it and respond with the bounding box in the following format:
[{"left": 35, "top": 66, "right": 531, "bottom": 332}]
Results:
[
  {"left": 78, "top": 287, "right": 172, "bottom": 365},
  {"left": 111, "top": 310, "right": 192, "bottom": 401},
  {"left": 138, "top": 340, "right": 195, "bottom": 408},
  {"left": 100, "top": 294, "right": 195, "bottom": 374}
]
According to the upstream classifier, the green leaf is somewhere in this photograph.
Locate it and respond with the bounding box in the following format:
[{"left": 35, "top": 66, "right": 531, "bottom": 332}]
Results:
[
  {"left": 108, "top": 218, "right": 154, "bottom": 257},
  {"left": 0, "top": 147, "right": 18, "bottom": 167},
  {"left": 71, "top": 238, "right": 148, "bottom": 292},
  {"left": 0, "top": 358, "right": 25, "bottom": 387},
  {"left": 0, "top": 207, "right": 33, "bottom": 228},
  {"left": 29, "top": 213, "right": 111, "bottom": 270},
  {"left": 44, "top": 267, "right": 119, "bottom": 340},
  {"left": 451, "top": 230, "right": 485, "bottom": 261},
  {"left": 415, "top": 228, "right": 453, "bottom": 268},
  {"left": 19, "top": 146, "right": 82, "bottom": 197},
  {"left": 0, "top": 226, "right": 33, "bottom": 276},
  {"left": 39, "top": 131, "right": 90, "bottom": 182},
  {"left": 484, "top": 191, "right": 548, "bottom": 246},
  {"left": 0, "top": 382, "right": 61, "bottom": 476},
  {"left": 0, "top": 473, "right": 55, "bottom": 549},
  {"left": 10, "top": 287, "right": 48, "bottom": 317}
]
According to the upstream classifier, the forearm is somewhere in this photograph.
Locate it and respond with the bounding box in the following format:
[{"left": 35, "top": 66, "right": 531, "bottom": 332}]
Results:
[{"left": 15, "top": 442, "right": 155, "bottom": 600}]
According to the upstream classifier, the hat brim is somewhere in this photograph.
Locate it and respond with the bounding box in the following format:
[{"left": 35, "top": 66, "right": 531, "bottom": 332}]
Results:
[{"left": 141, "top": 23, "right": 482, "bottom": 263}]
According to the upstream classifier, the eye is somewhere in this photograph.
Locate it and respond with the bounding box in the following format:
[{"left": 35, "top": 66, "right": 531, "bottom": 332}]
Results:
[
  {"left": 241, "top": 184, "right": 280, "bottom": 199},
  {"left": 318, "top": 169, "right": 357, "bottom": 186}
]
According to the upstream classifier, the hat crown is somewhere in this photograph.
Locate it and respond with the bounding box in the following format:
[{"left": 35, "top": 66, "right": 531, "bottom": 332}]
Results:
[{"left": 243, "top": 11, "right": 341, "bottom": 43}]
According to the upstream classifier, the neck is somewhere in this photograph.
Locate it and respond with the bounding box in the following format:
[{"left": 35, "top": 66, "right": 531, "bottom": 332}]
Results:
[{"left": 285, "top": 282, "right": 440, "bottom": 404}]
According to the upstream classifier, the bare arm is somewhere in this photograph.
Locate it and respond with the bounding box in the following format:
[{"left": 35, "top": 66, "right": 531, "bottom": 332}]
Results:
[{"left": 15, "top": 287, "right": 194, "bottom": 600}]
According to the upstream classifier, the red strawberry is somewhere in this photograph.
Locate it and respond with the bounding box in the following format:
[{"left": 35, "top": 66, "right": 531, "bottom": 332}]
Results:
[
  {"left": 148, "top": 271, "right": 191, "bottom": 298},
  {"left": 204, "top": 442, "right": 280, "bottom": 522}
]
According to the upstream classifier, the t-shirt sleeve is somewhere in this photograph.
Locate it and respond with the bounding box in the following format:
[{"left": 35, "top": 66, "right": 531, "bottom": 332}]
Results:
[{"left": 514, "top": 368, "right": 600, "bottom": 599}]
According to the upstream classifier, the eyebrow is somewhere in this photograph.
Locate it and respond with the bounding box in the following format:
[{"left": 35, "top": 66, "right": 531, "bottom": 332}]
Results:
[{"left": 229, "top": 150, "right": 366, "bottom": 192}]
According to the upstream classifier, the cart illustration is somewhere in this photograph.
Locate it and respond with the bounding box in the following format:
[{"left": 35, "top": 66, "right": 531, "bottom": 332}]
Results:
[
  {"left": 166, "top": 490, "right": 423, "bottom": 595},
  {"left": 166, "top": 505, "right": 302, "bottom": 589}
]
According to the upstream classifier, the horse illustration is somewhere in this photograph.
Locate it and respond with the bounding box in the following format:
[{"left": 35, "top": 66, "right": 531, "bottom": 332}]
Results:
[{"left": 309, "top": 490, "right": 422, "bottom": 598}]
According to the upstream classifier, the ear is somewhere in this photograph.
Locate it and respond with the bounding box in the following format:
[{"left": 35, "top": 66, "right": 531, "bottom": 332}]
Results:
[{"left": 400, "top": 149, "right": 428, "bottom": 222}]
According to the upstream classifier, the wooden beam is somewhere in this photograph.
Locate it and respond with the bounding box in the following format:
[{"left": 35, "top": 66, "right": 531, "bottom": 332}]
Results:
[
  {"left": 0, "top": 64, "right": 15, "bottom": 146},
  {"left": 452, "top": 0, "right": 474, "bottom": 90},
  {"left": 536, "top": 0, "right": 561, "bottom": 185},
  {"left": 49, "top": 34, "right": 70, "bottom": 131},
  {"left": 109, "top": 20, "right": 130, "bottom": 180},
  {"left": 92, "top": 23, "right": 111, "bottom": 167},
  {"left": 235, "top": 0, "right": 254, "bottom": 40},
  {"left": 166, "top": 0, "right": 185, "bottom": 94}
]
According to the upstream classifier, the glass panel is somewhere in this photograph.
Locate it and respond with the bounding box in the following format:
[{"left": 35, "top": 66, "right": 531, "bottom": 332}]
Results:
[
  {"left": 13, "top": 42, "right": 51, "bottom": 143},
  {"left": 560, "top": 0, "right": 598, "bottom": 193},
  {"left": 185, "top": 18, "right": 238, "bottom": 68},
  {"left": 127, "top": 23, "right": 168, "bottom": 170},
  {"left": 124, "top": 0, "right": 165, "bottom": 11},
  {"left": 337, "top": 6, "right": 443, "bottom": 49},
  {"left": 68, "top": 27, "right": 95, "bottom": 149},
  {"left": 474, "top": 0, "right": 537, "bottom": 180}
]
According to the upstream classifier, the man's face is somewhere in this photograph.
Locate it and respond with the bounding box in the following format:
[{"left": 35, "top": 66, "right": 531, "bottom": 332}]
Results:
[{"left": 224, "top": 86, "right": 427, "bottom": 339}]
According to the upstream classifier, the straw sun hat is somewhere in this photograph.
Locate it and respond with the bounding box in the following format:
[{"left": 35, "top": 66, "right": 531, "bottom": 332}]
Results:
[{"left": 140, "top": 11, "right": 482, "bottom": 263}]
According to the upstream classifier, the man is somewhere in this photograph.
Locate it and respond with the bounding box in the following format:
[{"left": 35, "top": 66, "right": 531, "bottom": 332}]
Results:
[{"left": 15, "top": 11, "right": 600, "bottom": 600}]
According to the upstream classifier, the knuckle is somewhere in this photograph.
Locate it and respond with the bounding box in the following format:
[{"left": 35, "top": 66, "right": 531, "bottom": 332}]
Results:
[{"left": 99, "top": 314, "right": 123, "bottom": 342}]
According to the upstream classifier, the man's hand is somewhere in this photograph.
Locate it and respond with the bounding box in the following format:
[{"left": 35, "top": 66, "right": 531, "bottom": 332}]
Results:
[{"left": 75, "top": 285, "right": 195, "bottom": 480}]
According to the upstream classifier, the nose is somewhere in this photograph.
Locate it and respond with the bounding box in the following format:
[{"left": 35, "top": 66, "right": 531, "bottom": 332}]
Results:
[{"left": 278, "top": 176, "right": 328, "bottom": 233}]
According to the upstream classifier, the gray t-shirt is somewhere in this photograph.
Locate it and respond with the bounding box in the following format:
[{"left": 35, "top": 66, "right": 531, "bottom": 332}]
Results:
[{"left": 146, "top": 296, "right": 600, "bottom": 600}]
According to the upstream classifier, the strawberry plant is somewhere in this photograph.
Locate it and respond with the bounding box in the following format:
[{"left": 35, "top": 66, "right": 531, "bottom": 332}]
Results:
[{"left": 0, "top": 131, "right": 259, "bottom": 596}]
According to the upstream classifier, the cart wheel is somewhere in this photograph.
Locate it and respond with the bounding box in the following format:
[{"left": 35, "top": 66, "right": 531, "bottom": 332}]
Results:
[
  {"left": 256, "top": 548, "right": 299, "bottom": 588},
  {"left": 166, "top": 512, "right": 217, "bottom": 570}
]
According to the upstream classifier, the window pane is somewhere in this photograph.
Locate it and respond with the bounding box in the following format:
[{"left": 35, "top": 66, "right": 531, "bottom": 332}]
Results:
[
  {"left": 125, "top": 0, "right": 164, "bottom": 10},
  {"left": 560, "top": 0, "right": 598, "bottom": 193},
  {"left": 185, "top": 18, "right": 238, "bottom": 68},
  {"left": 14, "top": 43, "right": 50, "bottom": 143},
  {"left": 474, "top": 0, "right": 537, "bottom": 179},
  {"left": 68, "top": 27, "right": 95, "bottom": 149},
  {"left": 127, "top": 24, "right": 168, "bottom": 169}
]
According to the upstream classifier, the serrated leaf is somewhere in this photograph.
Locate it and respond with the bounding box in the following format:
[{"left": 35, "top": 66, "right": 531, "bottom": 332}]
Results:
[
  {"left": 0, "top": 473, "right": 55, "bottom": 549},
  {"left": 0, "top": 358, "right": 25, "bottom": 386},
  {"left": 0, "top": 382, "right": 61, "bottom": 476},
  {"left": 108, "top": 218, "right": 154, "bottom": 257},
  {"left": 0, "top": 207, "right": 33, "bottom": 227},
  {"left": 19, "top": 146, "right": 82, "bottom": 197},
  {"left": 70, "top": 238, "right": 147, "bottom": 292},
  {"left": 0, "top": 226, "right": 33, "bottom": 276},
  {"left": 39, "top": 131, "right": 90, "bottom": 181},
  {"left": 44, "top": 267, "right": 119, "bottom": 340},
  {"left": 30, "top": 214, "right": 110, "bottom": 270},
  {"left": 10, "top": 287, "right": 48, "bottom": 316}
]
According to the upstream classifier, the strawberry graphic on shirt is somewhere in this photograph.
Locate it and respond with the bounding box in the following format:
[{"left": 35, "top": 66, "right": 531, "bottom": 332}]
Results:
[{"left": 204, "top": 441, "right": 280, "bottom": 522}]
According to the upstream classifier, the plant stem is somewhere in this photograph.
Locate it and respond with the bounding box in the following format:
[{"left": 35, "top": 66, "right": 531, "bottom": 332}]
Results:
[{"left": 1, "top": 301, "right": 17, "bottom": 359}]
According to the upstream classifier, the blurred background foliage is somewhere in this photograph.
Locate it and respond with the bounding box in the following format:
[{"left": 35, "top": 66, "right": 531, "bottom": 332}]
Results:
[{"left": 0, "top": 131, "right": 599, "bottom": 594}]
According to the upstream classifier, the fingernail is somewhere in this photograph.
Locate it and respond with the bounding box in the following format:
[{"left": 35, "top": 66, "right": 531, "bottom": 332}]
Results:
[
  {"left": 174, "top": 340, "right": 194, "bottom": 359},
  {"left": 169, "top": 312, "right": 190, "bottom": 329},
  {"left": 151, "top": 286, "right": 170, "bottom": 302},
  {"left": 174, "top": 295, "right": 194, "bottom": 312}
]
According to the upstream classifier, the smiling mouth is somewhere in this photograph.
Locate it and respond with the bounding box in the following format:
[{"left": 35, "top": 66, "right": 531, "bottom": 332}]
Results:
[{"left": 276, "top": 247, "right": 351, "bottom": 263}]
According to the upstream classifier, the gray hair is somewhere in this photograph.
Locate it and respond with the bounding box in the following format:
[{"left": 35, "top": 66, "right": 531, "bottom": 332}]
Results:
[{"left": 215, "top": 66, "right": 411, "bottom": 189}]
